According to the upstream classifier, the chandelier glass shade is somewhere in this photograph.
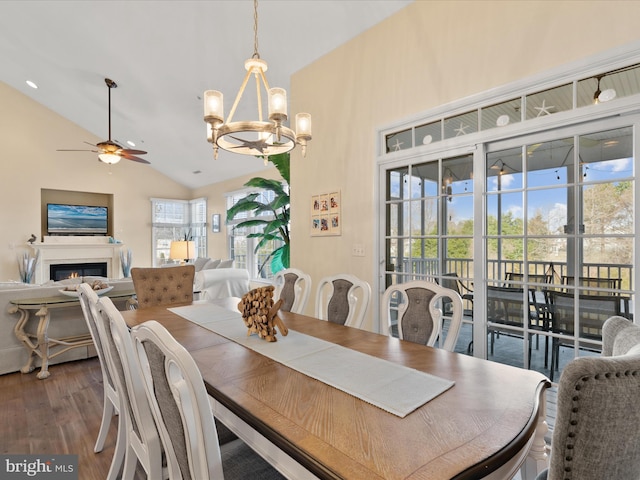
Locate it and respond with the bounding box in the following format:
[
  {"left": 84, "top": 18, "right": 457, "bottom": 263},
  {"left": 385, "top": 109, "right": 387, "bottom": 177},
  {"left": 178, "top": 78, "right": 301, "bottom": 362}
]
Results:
[{"left": 203, "top": 0, "right": 311, "bottom": 160}]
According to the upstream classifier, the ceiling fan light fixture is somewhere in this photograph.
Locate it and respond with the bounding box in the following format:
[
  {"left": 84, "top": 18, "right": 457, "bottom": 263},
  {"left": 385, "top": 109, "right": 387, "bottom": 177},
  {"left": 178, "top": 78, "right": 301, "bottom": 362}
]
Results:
[
  {"left": 203, "top": 0, "right": 311, "bottom": 160},
  {"left": 98, "top": 152, "right": 122, "bottom": 164}
]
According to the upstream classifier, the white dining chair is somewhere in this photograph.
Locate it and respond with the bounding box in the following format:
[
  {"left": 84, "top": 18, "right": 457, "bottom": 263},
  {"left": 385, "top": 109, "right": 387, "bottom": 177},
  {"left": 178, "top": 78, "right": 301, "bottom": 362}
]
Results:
[
  {"left": 131, "top": 319, "right": 286, "bottom": 479},
  {"left": 381, "top": 280, "right": 463, "bottom": 352},
  {"left": 273, "top": 268, "right": 312, "bottom": 314},
  {"left": 95, "top": 296, "right": 167, "bottom": 480},
  {"left": 315, "top": 273, "right": 371, "bottom": 328},
  {"left": 77, "top": 283, "right": 121, "bottom": 454}
]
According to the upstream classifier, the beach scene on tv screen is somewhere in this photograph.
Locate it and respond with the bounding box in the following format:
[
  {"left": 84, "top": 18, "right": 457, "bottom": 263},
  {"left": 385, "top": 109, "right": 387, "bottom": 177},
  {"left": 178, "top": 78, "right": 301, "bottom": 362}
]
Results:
[{"left": 48, "top": 204, "right": 108, "bottom": 234}]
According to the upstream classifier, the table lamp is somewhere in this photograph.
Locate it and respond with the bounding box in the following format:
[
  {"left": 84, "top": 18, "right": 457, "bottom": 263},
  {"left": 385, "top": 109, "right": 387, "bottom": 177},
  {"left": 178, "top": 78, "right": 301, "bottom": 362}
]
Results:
[{"left": 169, "top": 240, "right": 196, "bottom": 264}]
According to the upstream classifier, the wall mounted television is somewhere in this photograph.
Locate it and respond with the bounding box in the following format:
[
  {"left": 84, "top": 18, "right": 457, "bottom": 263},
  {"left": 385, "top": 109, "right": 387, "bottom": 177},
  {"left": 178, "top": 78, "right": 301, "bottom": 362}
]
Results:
[{"left": 47, "top": 203, "right": 108, "bottom": 235}]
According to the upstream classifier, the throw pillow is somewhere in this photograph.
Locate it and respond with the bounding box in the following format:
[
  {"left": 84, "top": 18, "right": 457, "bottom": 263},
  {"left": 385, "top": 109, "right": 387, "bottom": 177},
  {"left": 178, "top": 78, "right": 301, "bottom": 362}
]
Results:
[
  {"left": 203, "top": 258, "right": 221, "bottom": 270},
  {"left": 193, "top": 257, "right": 211, "bottom": 272},
  {"left": 217, "top": 259, "right": 234, "bottom": 268}
]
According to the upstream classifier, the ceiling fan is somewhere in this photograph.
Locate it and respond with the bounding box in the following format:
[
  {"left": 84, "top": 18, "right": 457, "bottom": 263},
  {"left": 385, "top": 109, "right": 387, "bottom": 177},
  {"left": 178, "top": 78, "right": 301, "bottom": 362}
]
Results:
[{"left": 57, "top": 78, "right": 150, "bottom": 164}]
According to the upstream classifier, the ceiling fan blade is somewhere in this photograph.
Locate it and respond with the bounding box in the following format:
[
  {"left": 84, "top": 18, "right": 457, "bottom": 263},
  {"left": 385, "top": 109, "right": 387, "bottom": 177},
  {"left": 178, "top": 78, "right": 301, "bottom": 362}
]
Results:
[
  {"left": 83, "top": 141, "right": 98, "bottom": 147},
  {"left": 121, "top": 153, "right": 151, "bottom": 164},
  {"left": 120, "top": 148, "right": 147, "bottom": 155},
  {"left": 57, "top": 149, "right": 98, "bottom": 152}
]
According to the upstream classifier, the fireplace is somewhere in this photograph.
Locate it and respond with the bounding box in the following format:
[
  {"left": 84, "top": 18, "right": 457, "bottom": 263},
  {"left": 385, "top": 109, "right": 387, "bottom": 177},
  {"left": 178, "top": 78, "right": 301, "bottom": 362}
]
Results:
[
  {"left": 31, "top": 236, "right": 125, "bottom": 284},
  {"left": 50, "top": 262, "right": 108, "bottom": 281}
]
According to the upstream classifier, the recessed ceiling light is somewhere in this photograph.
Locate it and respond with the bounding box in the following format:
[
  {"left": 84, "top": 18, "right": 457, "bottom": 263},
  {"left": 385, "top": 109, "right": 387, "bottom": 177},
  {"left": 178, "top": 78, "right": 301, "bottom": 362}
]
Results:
[
  {"left": 496, "top": 115, "right": 510, "bottom": 127},
  {"left": 26, "top": 80, "right": 38, "bottom": 89},
  {"left": 193, "top": 170, "right": 202, "bottom": 174},
  {"left": 126, "top": 140, "right": 136, "bottom": 147}
]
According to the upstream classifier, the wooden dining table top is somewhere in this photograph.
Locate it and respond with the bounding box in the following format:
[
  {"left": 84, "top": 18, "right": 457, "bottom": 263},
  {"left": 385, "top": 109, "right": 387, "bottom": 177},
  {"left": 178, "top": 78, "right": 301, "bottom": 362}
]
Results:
[{"left": 121, "top": 298, "right": 550, "bottom": 480}]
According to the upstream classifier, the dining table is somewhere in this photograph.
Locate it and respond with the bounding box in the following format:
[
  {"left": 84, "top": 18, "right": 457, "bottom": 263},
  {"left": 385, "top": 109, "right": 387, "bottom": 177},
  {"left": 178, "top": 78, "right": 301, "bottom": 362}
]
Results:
[{"left": 121, "top": 298, "right": 550, "bottom": 480}]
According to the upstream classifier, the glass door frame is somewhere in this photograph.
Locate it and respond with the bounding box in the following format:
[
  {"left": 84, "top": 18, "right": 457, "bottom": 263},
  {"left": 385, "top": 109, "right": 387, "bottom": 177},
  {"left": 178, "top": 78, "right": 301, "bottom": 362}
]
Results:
[{"left": 377, "top": 114, "right": 639, "bottom": 371}]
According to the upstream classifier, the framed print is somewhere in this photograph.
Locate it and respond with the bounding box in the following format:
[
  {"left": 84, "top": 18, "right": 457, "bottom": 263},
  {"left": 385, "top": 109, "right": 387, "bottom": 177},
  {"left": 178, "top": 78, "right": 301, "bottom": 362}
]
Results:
[
  {"left": 212, "top": 213, "right": 221, "bottom": 233},
  {"left": 311, "top": 190, "right": 341, "bottom": 236}
]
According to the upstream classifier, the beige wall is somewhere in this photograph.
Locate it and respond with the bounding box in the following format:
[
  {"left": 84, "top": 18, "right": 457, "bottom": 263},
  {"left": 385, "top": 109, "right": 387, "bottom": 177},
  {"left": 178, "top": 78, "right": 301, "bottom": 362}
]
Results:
[
  {"left": 289, "top": 0, "right": 640, "bottom": 328},
  {"left": 0, "top": 82, "right": 191, "bottom": 280}
]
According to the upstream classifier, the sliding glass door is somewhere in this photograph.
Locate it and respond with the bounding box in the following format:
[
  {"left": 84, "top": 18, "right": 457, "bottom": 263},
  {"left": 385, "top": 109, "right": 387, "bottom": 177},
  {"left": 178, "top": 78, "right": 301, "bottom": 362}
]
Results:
[
  {"left": 383, "top": 149, "right": 474, "bottom": 342},
  {"left": 485, "top": 123, "right": 635, "bottom": 378},
  {"left": 380, "top": 117, "right": 637, "bottom": 380}
]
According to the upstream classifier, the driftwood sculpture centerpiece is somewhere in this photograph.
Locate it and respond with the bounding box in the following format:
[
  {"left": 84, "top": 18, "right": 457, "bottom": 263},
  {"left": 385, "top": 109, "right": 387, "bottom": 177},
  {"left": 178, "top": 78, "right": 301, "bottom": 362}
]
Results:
[{"left": 237, "top": 285, "right": 288, "bottom": 342}]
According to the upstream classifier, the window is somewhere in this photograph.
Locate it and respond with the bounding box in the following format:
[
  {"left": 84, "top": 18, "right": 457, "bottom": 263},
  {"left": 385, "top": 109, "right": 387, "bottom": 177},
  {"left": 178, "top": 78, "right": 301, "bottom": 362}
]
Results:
[
  {"left": 378, "top": 50, "right": 640, "bottom": 381},
  {"left": 226, "top": 188, "right": 285, "bottom": 280},
  {"left": 151, "top": 197, "right": 207, "bottom": 266}
]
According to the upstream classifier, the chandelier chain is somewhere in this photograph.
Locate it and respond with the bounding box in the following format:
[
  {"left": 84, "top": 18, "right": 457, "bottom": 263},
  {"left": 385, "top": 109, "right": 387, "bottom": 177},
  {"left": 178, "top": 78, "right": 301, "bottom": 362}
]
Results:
[{"left": 253, "top": 0, "right": 260, "bottom": 59}]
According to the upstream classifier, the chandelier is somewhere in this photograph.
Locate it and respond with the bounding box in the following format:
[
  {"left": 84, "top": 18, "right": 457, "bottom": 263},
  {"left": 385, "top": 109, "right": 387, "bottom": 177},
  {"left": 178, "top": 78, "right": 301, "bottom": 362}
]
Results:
[{"left": 203, "top": 0, "right": 312, "bottom": 160}]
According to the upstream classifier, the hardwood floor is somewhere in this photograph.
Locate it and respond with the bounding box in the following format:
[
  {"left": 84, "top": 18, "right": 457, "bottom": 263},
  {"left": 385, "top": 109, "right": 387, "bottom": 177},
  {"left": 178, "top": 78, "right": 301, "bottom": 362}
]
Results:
[{"left": 0, "top": 357, "right": 117, "bottom": 479}]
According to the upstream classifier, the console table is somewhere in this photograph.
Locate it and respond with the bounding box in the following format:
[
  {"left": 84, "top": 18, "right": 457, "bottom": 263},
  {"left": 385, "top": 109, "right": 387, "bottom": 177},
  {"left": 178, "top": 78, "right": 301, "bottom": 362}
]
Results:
[{"left": 8, "top": 290, "right": 136, "bottom": 379}]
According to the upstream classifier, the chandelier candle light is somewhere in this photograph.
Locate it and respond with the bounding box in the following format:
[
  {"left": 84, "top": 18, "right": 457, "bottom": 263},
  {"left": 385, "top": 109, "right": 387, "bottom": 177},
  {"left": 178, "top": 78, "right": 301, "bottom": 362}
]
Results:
[{"left": 203, "top": 0, "right": 312, "bottom": 161}]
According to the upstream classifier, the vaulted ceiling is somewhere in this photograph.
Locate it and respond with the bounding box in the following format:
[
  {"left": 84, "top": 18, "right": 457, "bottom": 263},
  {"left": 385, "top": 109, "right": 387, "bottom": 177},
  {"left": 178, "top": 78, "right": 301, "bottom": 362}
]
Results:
[{"left": 0, "top": 0, "right": 413, "bottom": 188}]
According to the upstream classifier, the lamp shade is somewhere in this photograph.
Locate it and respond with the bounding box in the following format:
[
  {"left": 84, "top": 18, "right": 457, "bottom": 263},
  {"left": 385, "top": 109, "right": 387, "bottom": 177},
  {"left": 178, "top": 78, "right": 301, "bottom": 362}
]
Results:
[{"left": 169, "top": 240, "right": 196, "bottom": 262}]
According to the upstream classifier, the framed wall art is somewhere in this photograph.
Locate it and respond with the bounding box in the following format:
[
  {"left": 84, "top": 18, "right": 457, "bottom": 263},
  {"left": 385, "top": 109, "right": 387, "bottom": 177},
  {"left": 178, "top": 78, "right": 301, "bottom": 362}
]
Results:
[
  {"left": 211, "top": 214, "right": 221, "bottom": 233},
  {"left": 311, "top": 190, "right": 341, "bottom": 236}
]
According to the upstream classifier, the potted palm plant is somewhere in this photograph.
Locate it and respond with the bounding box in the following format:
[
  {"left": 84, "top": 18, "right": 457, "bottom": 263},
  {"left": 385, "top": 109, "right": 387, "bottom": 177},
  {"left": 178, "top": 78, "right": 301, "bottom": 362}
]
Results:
[{"left": 226, "top": 152, "right": 290, "bottom": 275}]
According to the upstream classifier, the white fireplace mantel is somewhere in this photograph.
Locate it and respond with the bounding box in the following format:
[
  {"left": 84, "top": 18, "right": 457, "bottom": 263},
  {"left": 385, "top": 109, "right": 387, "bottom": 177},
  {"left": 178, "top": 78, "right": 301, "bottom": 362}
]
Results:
[{"left": 31, "top": 236, "right": 125, "bottom": 284}]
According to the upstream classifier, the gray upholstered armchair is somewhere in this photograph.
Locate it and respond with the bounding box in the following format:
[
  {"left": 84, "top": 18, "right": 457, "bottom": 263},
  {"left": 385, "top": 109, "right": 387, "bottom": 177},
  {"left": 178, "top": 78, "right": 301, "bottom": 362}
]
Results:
[{"left": 537, "top": 316, "right": 640, "bottom": 480}]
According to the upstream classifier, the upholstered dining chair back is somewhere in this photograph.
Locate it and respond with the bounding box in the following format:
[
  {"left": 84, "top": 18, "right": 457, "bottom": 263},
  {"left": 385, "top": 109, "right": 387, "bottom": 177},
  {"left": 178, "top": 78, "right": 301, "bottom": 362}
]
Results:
[
  {"left": 315, "top": 273, "right": 371, "bottom": 328},
  {"left": 602, "top": 316, "right": 640, "bottom": 357},
  {"left": 95, "top": 296, "right": 166, "bottom": 480},
  {"left": 131, "top": 265, "right": 195, "bottom": 309},
  {"left": 77, "top": 283, "right": 120, "bottom": 455},
  {"left": 538, "top": 316, "right": 640, "bottom": 480},
  {"left": 273, "top": 268, "right": 312, "bottom": 314},
  {"left": 381, "top": 280, "right": 463, "bottom": 352},
  {"left": 131, "top": 320, "right": 286, "bottom": 480}
]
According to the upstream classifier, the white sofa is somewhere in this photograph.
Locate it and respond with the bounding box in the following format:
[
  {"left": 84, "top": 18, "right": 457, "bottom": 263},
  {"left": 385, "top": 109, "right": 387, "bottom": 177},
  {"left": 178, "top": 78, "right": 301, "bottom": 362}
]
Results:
[
  {"left": 194, "top": 268, "right": 250, "bottom": 301},
  {"left": 0, "top": 277, "right": 134, "bottom": 376}
]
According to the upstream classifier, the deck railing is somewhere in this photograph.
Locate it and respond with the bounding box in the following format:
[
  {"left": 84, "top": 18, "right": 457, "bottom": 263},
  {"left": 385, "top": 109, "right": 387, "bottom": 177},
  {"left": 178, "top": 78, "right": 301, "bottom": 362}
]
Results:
[{"left": 394, "top": 258, "right": 633, "bottom": 293}]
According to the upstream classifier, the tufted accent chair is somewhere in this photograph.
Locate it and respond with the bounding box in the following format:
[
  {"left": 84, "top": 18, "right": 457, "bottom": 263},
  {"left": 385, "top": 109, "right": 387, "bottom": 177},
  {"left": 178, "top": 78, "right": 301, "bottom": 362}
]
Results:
[
  {"left": 536, "top": 316, "right": 640, "bottom": 480},
  {"left": 315, "top": 274, "right": 371, "bottom": 328},
  {"left": 381, "top": 280, "right": 463, "bottom": 352},
  {"left": 131, "top": 265, "right": 195, "bottom": 309}
]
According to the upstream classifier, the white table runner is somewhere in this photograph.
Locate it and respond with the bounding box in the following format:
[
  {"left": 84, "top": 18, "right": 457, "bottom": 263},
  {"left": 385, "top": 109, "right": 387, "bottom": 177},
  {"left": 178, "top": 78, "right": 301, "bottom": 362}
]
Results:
[{"left": 169, "top": 303, "right": 454, "bottom": 418}]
